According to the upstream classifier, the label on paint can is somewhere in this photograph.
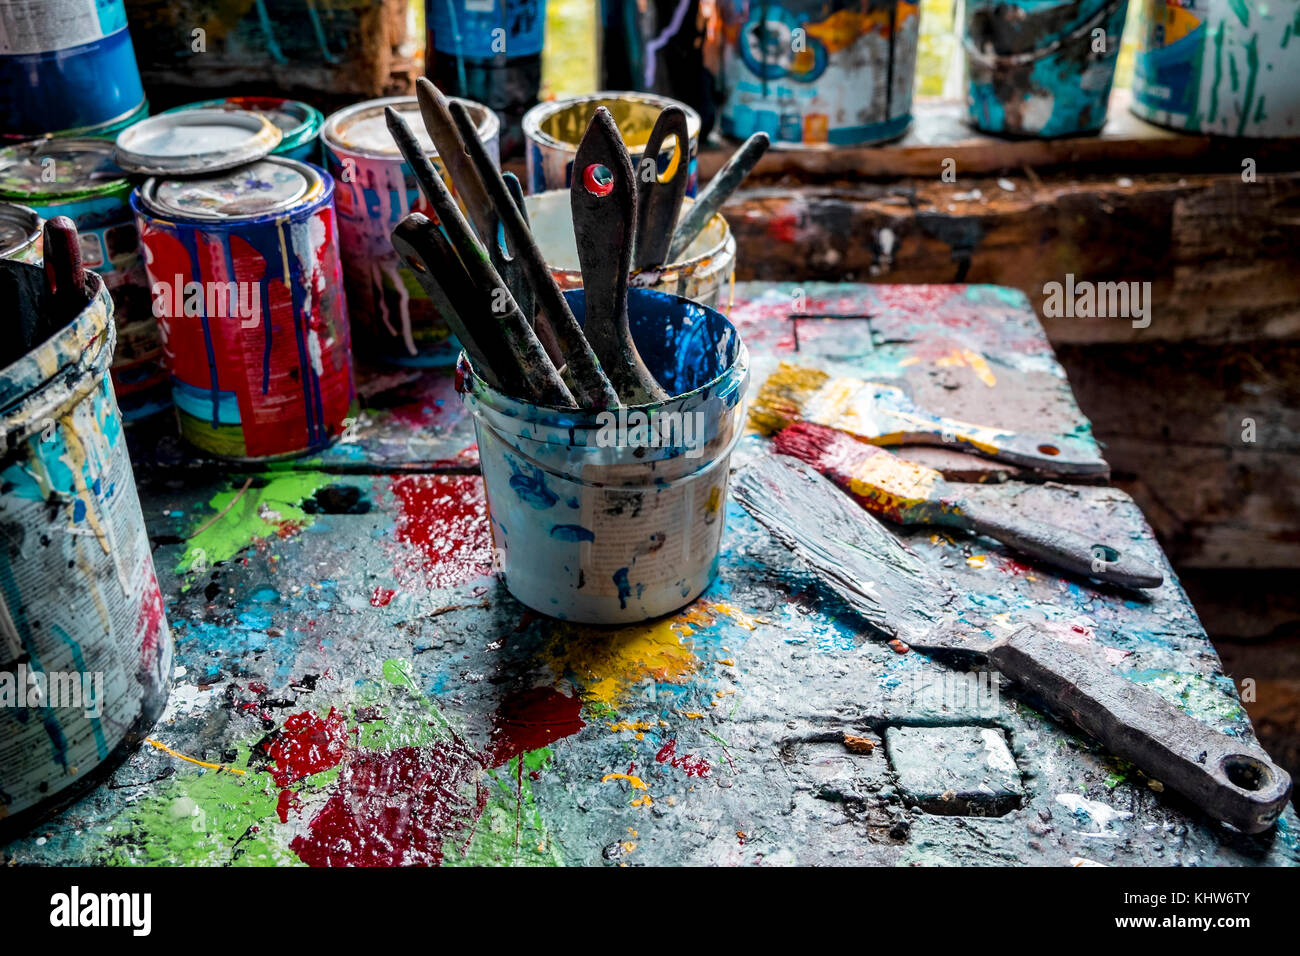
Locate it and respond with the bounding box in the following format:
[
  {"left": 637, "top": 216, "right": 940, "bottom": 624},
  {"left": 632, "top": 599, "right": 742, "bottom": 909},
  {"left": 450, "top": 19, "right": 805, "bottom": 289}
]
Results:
[
  {"left": 0, "top": 0, "right": 128, "bottom": 54},
  {"left": 428, "top": 0, "right": 546, "bottom": 59}
]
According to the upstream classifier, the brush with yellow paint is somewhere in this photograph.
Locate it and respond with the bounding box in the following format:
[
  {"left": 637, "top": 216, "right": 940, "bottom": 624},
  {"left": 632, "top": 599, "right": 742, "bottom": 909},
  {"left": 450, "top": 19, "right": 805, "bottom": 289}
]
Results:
[
  {"left": 773, "top": 422, "right": 1162, "bottom": 589},
  {"left": 750, "top": 362, "right": 1108, "bottom": 477}
]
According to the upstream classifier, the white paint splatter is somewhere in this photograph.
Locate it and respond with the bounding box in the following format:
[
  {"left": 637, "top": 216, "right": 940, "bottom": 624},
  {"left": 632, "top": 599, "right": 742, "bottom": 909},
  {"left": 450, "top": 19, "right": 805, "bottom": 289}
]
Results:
[{"left": 1056, "top": 792, "right": 1134, "bottom": 832}]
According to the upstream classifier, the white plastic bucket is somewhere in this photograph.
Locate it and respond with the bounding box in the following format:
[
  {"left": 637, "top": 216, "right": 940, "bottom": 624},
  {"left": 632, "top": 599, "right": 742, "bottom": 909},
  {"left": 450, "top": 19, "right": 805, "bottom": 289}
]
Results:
[{"left": 459, "top": 288, "right": 750, "bottom": 624}]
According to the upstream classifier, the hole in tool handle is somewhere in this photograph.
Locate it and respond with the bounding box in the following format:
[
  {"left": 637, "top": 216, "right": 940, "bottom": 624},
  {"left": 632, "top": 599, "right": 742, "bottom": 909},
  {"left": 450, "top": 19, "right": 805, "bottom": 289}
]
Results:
[
  {"left": 584, "top": 163, "right": 614, "bottom": 196},
  {"left": 1222, "top": 754, "right": 1272, "bottom": 793}
]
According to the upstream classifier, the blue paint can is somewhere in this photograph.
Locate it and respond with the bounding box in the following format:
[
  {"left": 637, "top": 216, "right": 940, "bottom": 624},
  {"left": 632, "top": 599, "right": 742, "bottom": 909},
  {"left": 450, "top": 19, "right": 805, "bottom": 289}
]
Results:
[
  {"left": 0, "top": 0, "right": 148, "bottom": 140},
  {"left": 964, "top": 0, "right": 1130, "bottom": 137},
  {"left": 460, "top": 288, "right": 750, "bottom": 624},
  {"left": 0, "top": 262, "right": 172, "bottom": 837}
]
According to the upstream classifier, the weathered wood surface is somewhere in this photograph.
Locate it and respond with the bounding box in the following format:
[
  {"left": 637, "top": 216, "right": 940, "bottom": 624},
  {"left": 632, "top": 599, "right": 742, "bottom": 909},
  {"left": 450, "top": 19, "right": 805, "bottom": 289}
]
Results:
[{"left": 3, "top": 284, "right": 1294, "bottom": 866}]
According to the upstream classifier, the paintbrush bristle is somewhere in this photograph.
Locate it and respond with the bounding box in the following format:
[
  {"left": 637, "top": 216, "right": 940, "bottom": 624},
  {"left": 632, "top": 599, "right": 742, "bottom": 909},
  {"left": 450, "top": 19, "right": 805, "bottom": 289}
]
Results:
[{"left": 747, "top": 362, "right": 830, "bottom": 434}]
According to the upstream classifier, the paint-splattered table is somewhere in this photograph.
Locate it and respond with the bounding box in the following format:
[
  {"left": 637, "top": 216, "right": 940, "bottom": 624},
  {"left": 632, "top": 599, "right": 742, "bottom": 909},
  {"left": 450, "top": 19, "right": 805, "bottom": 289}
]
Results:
[{"left": 4, "top": 283, "right": 1296, "bottom": 866}]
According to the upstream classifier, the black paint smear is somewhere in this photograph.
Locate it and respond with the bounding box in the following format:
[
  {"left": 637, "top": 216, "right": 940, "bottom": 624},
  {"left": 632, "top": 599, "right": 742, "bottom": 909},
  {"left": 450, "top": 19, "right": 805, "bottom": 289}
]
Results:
[{"left": 302, "top": 484, "right": 370, "bottom": 515}]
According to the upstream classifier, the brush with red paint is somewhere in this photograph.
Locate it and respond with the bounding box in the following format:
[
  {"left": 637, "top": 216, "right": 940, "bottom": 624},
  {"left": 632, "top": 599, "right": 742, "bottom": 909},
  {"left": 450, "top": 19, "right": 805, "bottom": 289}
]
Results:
[{"left": 772, "top": 421, "right": 1163, "bottom": 589}]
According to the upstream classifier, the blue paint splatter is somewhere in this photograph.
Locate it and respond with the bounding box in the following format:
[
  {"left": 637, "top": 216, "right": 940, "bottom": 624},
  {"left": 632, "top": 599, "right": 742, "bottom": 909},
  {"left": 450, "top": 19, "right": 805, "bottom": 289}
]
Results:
[
  {"left": 509, "top": 462, "right": 558, "bottom": 509},
  {"left": 613, "top": 567, "right": 631, "bottom": 609},
  {"left": 550, "top": 524, "right": 595, "bottom": 543}
]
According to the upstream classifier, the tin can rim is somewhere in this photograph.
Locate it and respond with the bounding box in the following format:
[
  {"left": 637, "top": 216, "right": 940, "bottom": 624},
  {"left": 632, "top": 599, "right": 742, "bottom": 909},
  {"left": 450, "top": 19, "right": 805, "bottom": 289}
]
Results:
[
  {"left": 0, "top": 139, "right": 131, "bottom": 202},
  {"left": 114, "top": 108, "right": 283, "bottom": 176},
  {"left": 133, "top": 156, "right": 330, "bottom": 223},
  {"left": 0, "top": 201, "right": 43, "bottom": 259},
  {"left": 522, "top": 91, "right": 703, "bottom": 154},
  {"left": 321, "top": 95, "right": 500, "bottom": 160},
  {"left": 161, "top": 97, "right": 325, "bottom": 154}
]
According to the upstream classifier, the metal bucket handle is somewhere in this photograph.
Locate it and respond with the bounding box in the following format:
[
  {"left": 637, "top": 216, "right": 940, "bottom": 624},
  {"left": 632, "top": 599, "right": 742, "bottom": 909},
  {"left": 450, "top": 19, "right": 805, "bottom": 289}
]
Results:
[{"left": 963, "top": 0, "right": 1128, "bottom": 68}]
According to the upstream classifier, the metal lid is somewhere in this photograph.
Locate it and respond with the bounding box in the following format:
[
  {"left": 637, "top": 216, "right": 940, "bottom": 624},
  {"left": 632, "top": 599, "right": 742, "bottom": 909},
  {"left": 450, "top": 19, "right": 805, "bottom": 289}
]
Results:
[
  {"left": 163, "top": 97, "right": 324, "bottom": 155},
  {"left": 322, "top": 95, "right": 499, "bottom": 160},
  {"left": 0, "top": 201, "right": 41, "bottom": 259},
  {"left": 0, "top": 139, "right": 129, "bottom": 201},
  {"left": 137, "top": 157, "right": 324, "bottom": 222},
  {"left": 114, "top": 108, "right": 283, "bottom": 176}
]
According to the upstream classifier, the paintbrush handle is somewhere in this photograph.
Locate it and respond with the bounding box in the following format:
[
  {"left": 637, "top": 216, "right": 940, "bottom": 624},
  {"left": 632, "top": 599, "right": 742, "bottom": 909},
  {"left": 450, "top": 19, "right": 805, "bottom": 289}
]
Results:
[
  {"left": 414, "top": 78, "right": 497, "bottom": 246},
  {"left": 633, "top": 106, "right": 690, "bottom": 271},
  {"left": 988, "top": 625, "right": 1292, "bottom": 834},
  {"left": 951, "top": 497, "right": 1163, "bottom": 589},
  {"left": 668, "top": 132, "right": 769, "bottom": 262},
  {"left": 42, "top": 216, "right": 86, "bottom": 315},
  {"left": 447, "top": 100, "right": 619, "bottom": 410}
]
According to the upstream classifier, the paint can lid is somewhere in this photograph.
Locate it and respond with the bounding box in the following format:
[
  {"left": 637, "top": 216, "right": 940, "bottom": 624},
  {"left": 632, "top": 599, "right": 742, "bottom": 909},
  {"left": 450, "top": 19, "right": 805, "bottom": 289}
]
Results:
[
  {"left": 114, "top": 109, "right": 283, "bottom": 176},
  {"left": 137, "top": 157, "right": 325, "bottom": 222},
  {"left": 0, "top": 201, "right": 42, "bottom": 259},
  {"left": 322, "top": 95, "right": 499, "bottom": 160},
  {"left": 0, "top": 139, "right": 130, "bottom": 201},
  {"left": 162, "top": 97, "right": 324, "bottom": 156}
]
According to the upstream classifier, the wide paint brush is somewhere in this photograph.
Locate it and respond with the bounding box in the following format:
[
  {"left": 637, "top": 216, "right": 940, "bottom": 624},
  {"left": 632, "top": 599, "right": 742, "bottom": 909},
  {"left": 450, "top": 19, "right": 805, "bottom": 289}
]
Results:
[
  {"left": 631, "top": 106, "right": 690, "bottom": 271},
  {"left": 773, "top": 421, "right": 1162, "bottom": 588},
  {"left": 751, "top": 361, "right": 1109, "bottom": 476},
  {"left": 571, "top": 107, "right": 669, "bottom": 405},
  {"left": 667, "top": 132, "right": 769, "bottom": 262},
  {"left": 732, "top": 454, "right": 1292, "bottom": 834},
  {"left": 446, "top": 99, "right": 619, "bottom": 410},
  {"left": 385, "top": 108, "right": 574, "bottom": 406}
]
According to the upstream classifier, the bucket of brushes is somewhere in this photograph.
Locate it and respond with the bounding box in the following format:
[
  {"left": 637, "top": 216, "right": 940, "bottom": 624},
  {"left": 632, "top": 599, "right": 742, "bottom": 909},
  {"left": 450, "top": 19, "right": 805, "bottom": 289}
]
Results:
[{"left": 384, "top": 85, "right": 754, "bottom": 624}]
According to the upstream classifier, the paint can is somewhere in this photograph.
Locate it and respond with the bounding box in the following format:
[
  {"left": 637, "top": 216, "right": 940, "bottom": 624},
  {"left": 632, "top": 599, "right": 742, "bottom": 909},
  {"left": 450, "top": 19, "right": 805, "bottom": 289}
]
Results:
[
  {"left": 0, "top": 261, "right": 172, "bottom": 838},
  {"left": 717, "top": 0, "right": 921, "bottom": 147},
  {"left": 163, "top": 97, "right": 327, "bottom": 164},
  {"left": 323, "top": 95, "right": 501, "bottom": 367},
  {"left": 131, "top": 157, "right": 357, "bottom": 460},
  {"left": 0, "top": 0, "right": 147, "bottom": 141},
  {"left": 525, "top": 190, "right": 736, "bottom": 310},
  {"left": 523, "top": 91, "right": 701, "bottom": 195},
  {"left": 1131, "top": 0, "right": 1300, "bottom": 137},
  {"left": 0, "top": 138, "right": 169, "bottom": 421},
  {"left": 964, "top": 0, "right": 1130, "bottom": 137},
  {"left": 460, "top": 287, "right": 750, "bottom": 624},
  {"left": 425, "top": 0, "right": 547, "bottom": 156},
  {"left": 0, "top": 201, "right": 42, "bottom": 264}
]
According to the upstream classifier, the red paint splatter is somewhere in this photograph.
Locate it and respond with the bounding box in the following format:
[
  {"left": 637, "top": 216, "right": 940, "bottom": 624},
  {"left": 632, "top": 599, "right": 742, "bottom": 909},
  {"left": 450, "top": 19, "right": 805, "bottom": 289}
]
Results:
[
  {"left": 656, "top": 738, "right": 711, "bottom": 777},
  {"left": 276, "top": 789, "right": 301, "bottom": 823},
  {"left": 266, "top": 708, "right": 351, "bottom": 787},
  {"left": 487, "top": 686, "right": 584, "bottom": 768},
  {"left": 389, "top": 474, "right": 494, "bottom": 589},
  {"left": 998, "top": 557, "right": 1034, "bottom": 577},
  {"left": 134, "top": 563, "right": 167, "bottom": 680},
  {"left": 767, "top": 213, "right": 799, "bottom": 244},
  {"left": 290, "top": 745, "right": 486, "bottom": 867},
  {"left": 370, "top": 586, "right": 396, "bottom": 607}
]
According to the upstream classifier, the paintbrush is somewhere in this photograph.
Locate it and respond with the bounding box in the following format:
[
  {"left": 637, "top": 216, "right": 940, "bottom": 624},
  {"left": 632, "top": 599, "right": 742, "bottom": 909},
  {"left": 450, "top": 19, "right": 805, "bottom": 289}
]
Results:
[
  {"left": 732, "top": 454, "right": 1292, "bottom": 834},
  {"left": 632, "top": 106, "right": 690, "bottom": 271},
  {"left": 385, "top": 108, "right": 575, "bottom": 407},
  {"left": 43, "top": 215, "right": 86, "bottom": 320},
  {"left": 447, "top": 99, "right": 620, "bottom": 410},
  {"left": 773, "top": 421, "right": 1162, "bottom": 588},
  {"left": 751, "top": 361, "right": 1108, "bottom": 476},
  {"left": 667, "top": 132, "right": 769, "bottom": 262},
  {"left": 571, "top": 107, "right": 669, "bottom": 405}
]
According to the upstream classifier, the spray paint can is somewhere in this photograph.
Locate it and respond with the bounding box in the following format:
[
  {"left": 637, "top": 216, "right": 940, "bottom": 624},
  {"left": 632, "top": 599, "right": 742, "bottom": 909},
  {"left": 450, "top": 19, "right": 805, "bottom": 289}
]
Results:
[
  {"left": 323, "top": 95, "right": 501, "bottom": 367},
  {"left": 0, "top": 0, "right": 148, "bottom": 140},
  {"left": 1131, "top": 0, "right": 1300, "bottom": 137},
  {"left": 162, "top": 97, "right": 327, "bottom": 164},
  {"left": 718, "top": 0, "right": 921, "bottom": 146},
  {"left": 0, "top": 201, "right": 42, "bottom": 263},
  {"left": 0, "top": 138, "right": 169, "bottom": 420},
  {"left": 426, "top": 0, "right": 546, "bottom": 155},
  {"left": 131, "top": 157, "right": 357, "bottom": 460},
  {"left": 0, "top": 263, "right": 172, "bottom": 837}
]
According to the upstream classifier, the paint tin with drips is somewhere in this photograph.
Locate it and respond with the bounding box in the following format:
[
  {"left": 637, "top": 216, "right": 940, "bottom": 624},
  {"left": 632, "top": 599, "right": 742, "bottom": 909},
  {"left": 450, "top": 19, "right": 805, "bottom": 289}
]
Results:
[
  {"left": 524, "top": 190, "right": 735, "bottom": 310},
  {"left": 460, "top": 288, "right": 750, "bottom": 624},
  {"left": 0, "top": 261, "right": 172, "bottom": 838},
  {"left": 163, "top": 97, "right": 326, "bottom": 164},
  {"left": 718, "top": 0, "right": 921, "bottom": 147},
  {"left": 0, "top": 138, "right": 169, "bottom": 420},
  {"left": 131, "top": 157, "right": 357, "bottom": 460},
  {"left": 522, "top": 92, "right": 701, "bottom": 195},
  {"left": 964, "top": 0, "right": 1130, "bottom": 137},
  {"left": 1131, "top": 0, "right": 1300, "bottom": 137},
  {"left": 0, "top": 201, "right": 42, "bottom": 264},
  {"left": 323, "top": 96, "right": 501, "bottom": 367},
  {"left": 0, "top": 0, "right": 147, "bottom": 140}
]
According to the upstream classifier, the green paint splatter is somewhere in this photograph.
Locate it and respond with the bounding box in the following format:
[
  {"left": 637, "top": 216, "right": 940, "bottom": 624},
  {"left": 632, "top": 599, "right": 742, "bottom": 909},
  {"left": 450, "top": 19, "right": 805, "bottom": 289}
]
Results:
[
  {"left": 1209, "top": 22, "right": 1225, "bottom": 123},
  {"left": 1227, "top": 0, "right": 1251, "bottom": 27},
  {"left": 177, "top": 470, "right": 337, "bottom": 572},
  {"left": 1128, "top": 670, "right": 1247, "bottom": 727},
  {"left": 1238, "top": 35, "right": 1260, "bottom": 137},
  {"left": 446, "top": 749, "right": 563, "bottom": 867}
]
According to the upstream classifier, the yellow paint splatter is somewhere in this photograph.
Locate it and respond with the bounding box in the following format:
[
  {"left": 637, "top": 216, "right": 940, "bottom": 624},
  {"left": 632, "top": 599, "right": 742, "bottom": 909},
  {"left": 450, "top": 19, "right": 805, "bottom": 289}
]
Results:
[
  {"left": 145, "top": 738, "right": 245, "bottom": 774},
  {"left": 601, "top": 772, "right": 648, "bottom": 790},
  {"left": 717, "top": 658, "right": 735, "bottom": 666},
  {"left": 967, "top": 555, "right": 987, "bottom": 568},
  {"left": 682, "top": 712, "right": 705, "bottom": 719}
]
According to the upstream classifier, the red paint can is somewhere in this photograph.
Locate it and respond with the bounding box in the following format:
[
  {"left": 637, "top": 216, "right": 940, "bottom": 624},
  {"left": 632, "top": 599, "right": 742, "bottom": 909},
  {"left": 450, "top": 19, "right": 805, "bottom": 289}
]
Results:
[{"left": 131, "top": 158, "right": 357, "bottom": 459}]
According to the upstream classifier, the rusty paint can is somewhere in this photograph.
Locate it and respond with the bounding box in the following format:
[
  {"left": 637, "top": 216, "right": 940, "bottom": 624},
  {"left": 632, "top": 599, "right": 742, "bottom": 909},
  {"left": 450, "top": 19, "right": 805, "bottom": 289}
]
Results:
[
  {"left": 522, "top": 91, "right": 701, "bottom": 194},
  {"left": 0, "top": 138, "right": 170, "bottom": 421},
  {"left": 323, "top": 95, "right": 501, "bottom": 367},
  {"left": 525, "top": 190, "right": 735, "bottom": 309},
  {"left": 964, "top": 0, "right": 1130, "bottom": 137},
  {"left": 718, "top": 1, "right": 920, "bottom": 147},
  {"left": 1131, "top": 0, "right": 1300, "bottom": 137},
  {"left": 131, "top": 157, "right": 357, "bottom": 460},
  {"left": 0, "top": 262, "right": 172, "bottom": 838},
  {"left": 0, "top": 201, "right": 42, "bottom": 264}
]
